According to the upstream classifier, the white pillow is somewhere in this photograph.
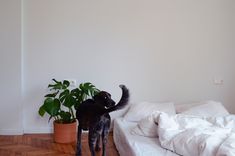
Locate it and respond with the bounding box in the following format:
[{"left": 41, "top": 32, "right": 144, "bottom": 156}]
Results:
[
  {"left": 124, "top": 101, "right": 176, "bottom": 122},
  {"left": 131, "top": 113, "right": 159, "bottom": 137},
  {"left": 175, "top": 103, "right": 200, "bottom": 114},
  {"left": 175, "top": 101, "right": 205, "bottom": 113},
  {"left": 181, "top": 101, "right": 229, "bottom": 117}
]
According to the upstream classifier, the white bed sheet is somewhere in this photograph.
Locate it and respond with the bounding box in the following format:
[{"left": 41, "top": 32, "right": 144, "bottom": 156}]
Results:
[{"left": 113, "top": 118, "right": 179, "bottom": 156}]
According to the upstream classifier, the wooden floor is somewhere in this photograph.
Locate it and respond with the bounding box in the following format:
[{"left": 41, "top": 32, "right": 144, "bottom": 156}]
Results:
[{"left": 0, "top": 133, "right": 119, "bottom": 156}]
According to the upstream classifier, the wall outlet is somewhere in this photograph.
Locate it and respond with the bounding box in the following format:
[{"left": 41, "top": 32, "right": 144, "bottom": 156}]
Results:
[{"left": 213, "top": 78, "right": 224, "bottom": 85}]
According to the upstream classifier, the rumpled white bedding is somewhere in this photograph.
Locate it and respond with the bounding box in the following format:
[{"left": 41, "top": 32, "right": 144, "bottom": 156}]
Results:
[
  {"left": 113, "top": 118, "right": 179, "bottom": 156},
  {"left": 157, "top": 112, "right": 235, "bottom": 156}
]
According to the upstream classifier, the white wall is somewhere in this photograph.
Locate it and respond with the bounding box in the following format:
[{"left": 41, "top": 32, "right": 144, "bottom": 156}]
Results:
[
  {"left": 0, "top": 0, "right": 22, "bottom": 134},
  {"left": 0, "top": 0, "right": 234, "bottom": 134},
  {"left": 22, "top": 0, "right": 235, "bottom": 133}
]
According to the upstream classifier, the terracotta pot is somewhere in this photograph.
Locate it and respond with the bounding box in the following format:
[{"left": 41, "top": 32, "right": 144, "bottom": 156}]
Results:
[{"left": 53, "top": 121, "right": 77, "bottom": 143}]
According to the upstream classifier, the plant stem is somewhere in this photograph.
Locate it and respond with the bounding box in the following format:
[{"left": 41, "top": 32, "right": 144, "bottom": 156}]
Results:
[{"left": 70, "top": 108, "right": 75, "bottom": 120}]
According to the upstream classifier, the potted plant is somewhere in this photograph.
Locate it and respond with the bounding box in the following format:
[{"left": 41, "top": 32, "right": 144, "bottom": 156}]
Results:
[{"left": 38, "top": 79, "right": 99, "bottom": 143}]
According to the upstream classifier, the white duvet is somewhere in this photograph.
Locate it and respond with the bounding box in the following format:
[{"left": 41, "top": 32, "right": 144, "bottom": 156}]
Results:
[{"left": 157, "top": 113, "right": 235, "bottom": 156}]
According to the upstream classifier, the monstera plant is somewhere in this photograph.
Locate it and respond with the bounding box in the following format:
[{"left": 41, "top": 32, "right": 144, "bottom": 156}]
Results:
[{"left": 38, "top": 79, "right": 99, "bottom": 143}]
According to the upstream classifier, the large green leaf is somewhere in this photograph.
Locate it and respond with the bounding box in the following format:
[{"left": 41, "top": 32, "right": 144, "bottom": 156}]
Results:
[
  {"left": 43, "top": 98, "right": 60, "bottom": 117},
  {"left": 79, "top": 82, "right": 100, "bottom": 97},
  {"left": 59, "top": 89, "right": 69, "bottom": 102},
  {"left": 48, "top": 79, "right": 69, "bottom": 90},
  {"left": 79, "top": 83, "right": 87, "bottom": 95},
  {"left": 48, "top": 83, "right": 62, "bottom": 90},
  {"left": 71, "top": 88, "right": 81, "bottom": 97},
  {"left": 63, "top": 94, "right": 76, "bottom": 108}
]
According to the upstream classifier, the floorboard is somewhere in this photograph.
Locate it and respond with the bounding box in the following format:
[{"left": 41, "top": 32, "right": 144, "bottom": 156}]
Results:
[{"left": 0, "top": 133, "right": 119, "bottom": 156}]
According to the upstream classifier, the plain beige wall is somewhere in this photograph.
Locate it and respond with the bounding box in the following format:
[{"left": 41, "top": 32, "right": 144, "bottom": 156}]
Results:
[{"left": 0, "top": 0, "right": 234, "bottom": 134}]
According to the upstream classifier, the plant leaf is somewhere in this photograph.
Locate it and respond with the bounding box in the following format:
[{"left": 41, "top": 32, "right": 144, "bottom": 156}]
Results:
[
  {"left": 63, "top": 80, "right": 70, "bottom": 88},
  {"left": 59, "top": 111, "right": 71, "bottom": 123},
  {"left": 43, "top": 98, "right": 60, "bottom": 117},
  {"left": 44, "top": 91, "right": 59, "bottom": 97},
  {"left": 52, "top": 79, "right": 59, "bottom": 83},
  {"left": 48, "top": 79, "right": 63, "bottom": 90},
  {"left": 63, "top": 94, "right": 76, "bottom": 108},
  {"left": 59, "top": 89, "right": 69, "bottom": 102},
  {"left": 77, "top": 82, "right": 100, "bottom": 102},
  {"left": 38, "top": 106, "right": 46, "bottom": 116},
  {"left": 71, "top": 88, "right": 81, "bottom": 96}
]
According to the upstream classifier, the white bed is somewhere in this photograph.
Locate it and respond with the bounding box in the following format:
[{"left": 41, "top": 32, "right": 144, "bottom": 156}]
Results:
[
  {"left": 113, "top": 118, "right": 179, "bottom": 156},
  {"left": 113, "top": 101, "right": 230, "bottom": 156}
]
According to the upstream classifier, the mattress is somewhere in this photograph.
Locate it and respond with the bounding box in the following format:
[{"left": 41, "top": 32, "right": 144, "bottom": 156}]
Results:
[{"left": 113, "top": 118, "right": 179, "bottom": 156}]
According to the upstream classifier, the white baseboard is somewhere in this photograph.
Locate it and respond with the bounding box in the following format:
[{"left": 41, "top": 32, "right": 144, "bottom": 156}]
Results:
[
  {"left": 23, "top": 127, "right": 53, "bottom": 134},
  {"left": 0, "top": 129, "right": 23, "bottom": 135}
]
